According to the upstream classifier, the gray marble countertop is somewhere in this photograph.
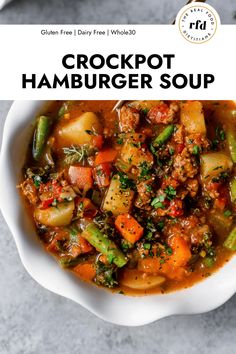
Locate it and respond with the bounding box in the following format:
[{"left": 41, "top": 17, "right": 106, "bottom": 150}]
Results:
[
  {"left": 0, "top": 0, "right": 236, "bottom": 352},
  {"left": 0, "top": 0, "right": 235, "bottom": 24}
]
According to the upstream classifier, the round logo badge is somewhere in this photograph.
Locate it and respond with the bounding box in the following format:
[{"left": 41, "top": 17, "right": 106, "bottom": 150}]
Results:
[{"left": 176, "top": 2, "right": 220, "bottom": 44}]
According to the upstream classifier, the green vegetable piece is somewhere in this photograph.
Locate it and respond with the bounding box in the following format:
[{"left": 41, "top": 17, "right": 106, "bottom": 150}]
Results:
[
  {"left": 82, "top": 223, "right": 127, "bottom": 267},
  {"left": 153, "top": 125, "right": 174, "bottom": 147},
  {"left": 192, "top": 145, "right": 200, "bottom": 155},
  {"left": 224, "top": 210, "right": 232, "bottom": 217},
  {"left": 33, "top": 116, "right": 50, "bottom": 161},
  {"left": 224, "top": 227, "right": 236, "bottom": 251},
  {"left": 202, "top": 256, "right": 215, "bottom": 268},
  {"left": 230, "top": 177, "right": 236, "bottom": 203},
  {"left": 59, "top": 256, "right": 88, "bottom": 268},
  {"left": 226, "top": 130, "right": 236, "bottom": 163},
  {"left": 151, "top": 195, "right": 165, "bottom": 209}
]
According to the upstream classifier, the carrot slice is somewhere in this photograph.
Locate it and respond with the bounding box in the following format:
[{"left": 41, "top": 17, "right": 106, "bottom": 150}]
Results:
[
  {"left": 68, "top": 166, "right": 93, "bottom": 191},
  {"left": 73, "top": 263, "right": 96, "bottom": 281},
  {"left": 115, "top": 213, "right": 144, "bottom": 244},
  {"left": 138, "top": 236, "right": 191, "bottom": 281},
  {"left": 94, "top": 149, "right": 117, "bottom": 165},
  {"left": 93, "top": 163, "right": 111, "bottom": 188},
  {"left": 168, "top": 236, "right": 192, "bottom": 268},
  {"left": 138, "top": 256, "right": 186, "bottom": 281},
  {"left": 92, "top": 135, "right": 104, "bottom": 150}
]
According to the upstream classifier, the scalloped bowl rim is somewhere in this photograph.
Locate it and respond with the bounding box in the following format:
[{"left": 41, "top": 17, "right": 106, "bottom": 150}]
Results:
[{"left": 0, "top": 100, "right": 236, "bottom": 326}]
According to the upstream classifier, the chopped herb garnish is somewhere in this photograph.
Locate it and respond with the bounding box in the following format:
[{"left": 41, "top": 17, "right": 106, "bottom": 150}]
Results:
[
  {"left": 117, "top": 137, "right": 124, "bottom": 145},
  {"left": 142, "top": 108, "right": 149, "bottom": 115},
  {"left": 151, "top": 195, "right": 165, "bottom": 209},
  {"left": 143, "top": 243, "right": 151, "bottom": 250},
  {"left": 192, "top": 145, "right": 200, "bottom": 155},
  {"left": 107, "top": 254, "right": 116, "bottom": 264},
  {"left": 117, "top": 172, "right": 135, "bottom": 190},
  {"left": 131, "top": 142, "right": 141, "bottom": 148},
  {"left": 145, "top": 231, "right": 153, "bottom": 241},
  {"left": 224, "top": 210, "right": 232, "bottom": 217},
  {"left": 164, "top": 186, "right": 176, "bottom": 200},
  {"left": 145, "top": 184, "right": 153, "bottom": 193},
  {"left": 165, "top": 247, "right": 173, "bottom": 255},
  {"left": 157, "top": 221, "right": 165, "bottom": 230},
  {"left": 138, "top": 161, "right": 152, "bottom": 180},
  {"left": 32, "top": 175, "right": 42, "bottom": 188},
  {"left": 220, "top": 130, "right": 225, "bottom": 141},
  {"left": 62, "top": 145, "right": 91, "bottom": 165}
]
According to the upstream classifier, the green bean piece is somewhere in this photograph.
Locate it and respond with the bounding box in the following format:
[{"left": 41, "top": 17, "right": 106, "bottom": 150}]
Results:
[
  {"left": 226, "top": 130, "right": 236, "bottom": 163},
  {"left": 202, "top": 256, "right": 215, "bottom": 268},
  {"left": 153, "top": 124, "right": 174, "bottom": 147},
  {"left": 82, "top": 223, "right": 127, "bottom": 268},
  {"left": 32, "top": 116, "right": 50, "bottom": 161},
  {"left": 224, "top": 227, "right": 236, "bottom": 251},
  {"left": 60, "top": 257, "right": 85, "bottom": 268},
  {"left": 230, "top": 178, "right": 236, "bottom": 203}
]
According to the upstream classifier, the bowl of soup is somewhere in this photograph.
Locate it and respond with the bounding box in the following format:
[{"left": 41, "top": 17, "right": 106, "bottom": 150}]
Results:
[{"left": 1, "top": 100, "right": 236, "bottom": 325}]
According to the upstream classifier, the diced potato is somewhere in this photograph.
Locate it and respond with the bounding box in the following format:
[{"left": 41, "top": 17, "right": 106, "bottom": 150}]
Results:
[
  {"left": 181, "top": 101, "right": 206, "bottom": 134},
  {"left": 120, "top": 269, "right": 165, "bottom": 290},
  {"left": 102, "top": 176, "right": 134, "bottom": 215},
  {"left": 200, "top": 152, "right": 233, "bottom": 181},
  {"left": 204, "top": 101, "right": 236, "bottom": 122},
  {"left": 120, "top": 134, "right": 153, "bottom": 171},
  {"left": 58, "top": 112, "right": 102, "bottom": 146},
  {"left": 128, "top": 100, "right": 161, "bottom": 111},
  {"left": 34, "top": 201, "right": 75, "bottom": 227}
]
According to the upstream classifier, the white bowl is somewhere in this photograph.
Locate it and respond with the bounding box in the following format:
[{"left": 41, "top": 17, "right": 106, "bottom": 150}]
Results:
[{"left": 1, "top": 100, "right": 236, "bottom": 326}]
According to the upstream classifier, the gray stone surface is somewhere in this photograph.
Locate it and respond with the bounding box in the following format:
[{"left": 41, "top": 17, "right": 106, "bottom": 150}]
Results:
[
  {"left": 0, "top": 0, "right": 236, "bottom": 352},
  {"left": 0, "top": 0, "right": 235, "bottom": 24},
  {"left": 1, "top": 99, "right": 236, "bottom": 353}
]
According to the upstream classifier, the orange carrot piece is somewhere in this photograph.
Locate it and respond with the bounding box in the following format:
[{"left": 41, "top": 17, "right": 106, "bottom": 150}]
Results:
[
  {"left": 93, "top": 163, "right": 111, "bottom": 188},
  {"left": 73, "top": 263, "right": 96, "bottom": 281},
  {"left": 92, "top": 135, "right": 104, "bottom": 150},
  {"left": 138, "top": 236, "right": 191, "bottom": 281},
  {"left": 94, "top": 149, "right": 117, "bottom": 165},
  {"left": 168, "top": 236, "right": 192, "bottom": 268},
  {"left": 99, "top": 254, "right": 109, "bottom": 264},
  {"left": 138, "top": 257, "right": 160, "bottom": 273},
  {"left": 78, "top": 235, "right": 93, "bottom": 253},
  {"left": 138, "top": 256, "right": 186, "bottom": 281},
  {"left": 68, "top": 166, "right": 93, "bottom": 191},
  {"left": 115, "top": 213, "right": 144, "bottom": 244}
]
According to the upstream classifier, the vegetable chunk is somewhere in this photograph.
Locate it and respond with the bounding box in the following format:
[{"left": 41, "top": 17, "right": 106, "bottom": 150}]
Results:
[
  {"left": 35, "top": 201, "right": 75, "bottom": 227},
  {"left": 33, "top": 116, "right": 50, "bottom": 161},
  {"left": 115, "top": 213, "right": 144, "bottom": 244},
  {"left": 102, "top": 175, "right": 134, "bottom": 215},
  {"left": 74, "top": 263, "right": 96, "bottom": 281},
  {"left": 181, "top": 101, "right": 206, "bottom": 135},
  {"left": 120, "top": 269, "right": 165, "bottom": 290},
  {"left": 82, "top": 223, "right": 127, "bottom": 267},
  {"left": 224, "top": 227, "right": 236, "bottom": 251},
  {"left": 94, "top": 149, "right": 117, "bottom": 165},
  {"left": 200, "top": 152, "right": 233, "bottom": 181},
  {"left": 58, "top": 112, "right": 102, "bottom": 146},
  {"left": 68, "top": 166, "right": 93, "bottom": 191}
]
